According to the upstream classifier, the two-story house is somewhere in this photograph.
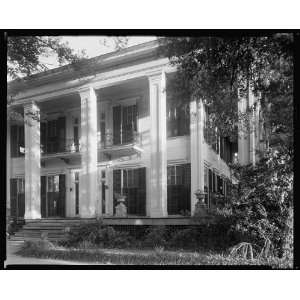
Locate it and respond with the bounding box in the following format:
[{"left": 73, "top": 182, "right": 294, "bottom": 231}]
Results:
[{"left": 7, "top": 39, "right": 259, "bottom": 226}]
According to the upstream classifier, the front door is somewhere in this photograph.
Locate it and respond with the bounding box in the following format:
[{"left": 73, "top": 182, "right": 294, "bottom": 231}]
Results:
[{"left": 41, "top": 174, "right": 66, "bottom": 218}]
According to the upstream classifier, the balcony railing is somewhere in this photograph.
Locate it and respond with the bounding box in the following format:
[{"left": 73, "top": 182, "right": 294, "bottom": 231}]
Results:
[
  {"left": 41, "top": 138, "right": 80, "bottom": 155},
  {"left": 98, "top": 130, "right": 142, "bottom": 149},
  {"left": 40, "top": 130, "right": 142, "bottom": 156}
]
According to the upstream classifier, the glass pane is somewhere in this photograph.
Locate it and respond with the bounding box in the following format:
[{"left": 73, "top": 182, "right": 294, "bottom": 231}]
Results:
[
  {"left": 54, "top": 176, "right": 59, "bottom": 192},
  {"left": 75, "top": 172, "right": 79, "bottom": 181},
  {"left": 47, "top": 176, "right": 53, "bottom": 192}
]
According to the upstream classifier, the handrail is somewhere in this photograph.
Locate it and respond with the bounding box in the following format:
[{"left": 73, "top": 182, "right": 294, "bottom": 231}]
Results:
[
  {"left": 41, "top": 138, "right": 80, "bottom": 155},
  {"left": 40, "top": 130, "right": 142, "bottom": 155}
]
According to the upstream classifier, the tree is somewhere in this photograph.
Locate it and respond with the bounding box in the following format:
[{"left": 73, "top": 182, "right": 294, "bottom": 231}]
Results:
[
  {"left": 7, "top": 35, "right": 87, "bottom": 79},
  {"left": 159, "top": 35, "right": 293, "bottom": 258}
]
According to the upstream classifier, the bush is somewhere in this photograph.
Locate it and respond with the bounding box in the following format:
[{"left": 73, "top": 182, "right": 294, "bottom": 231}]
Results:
[
  {"left": 59, "top": 221, "right": 135, "bottom": 249},
  {"left": 143, "top": 226, "right": 168, "bottom": 248},
  {"left": 212, "top": 147, "right": 293, "bottom": 258},
  {"left": 168, "top": 227, "right": 199, "bottom": 249}
]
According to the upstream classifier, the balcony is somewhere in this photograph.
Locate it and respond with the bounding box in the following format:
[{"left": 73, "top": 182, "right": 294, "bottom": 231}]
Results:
[
  {"left": 98, "top": 130, "right": 143, "bottom": 159},
  {"left": 41, "top": 138, "right": 80, "bottom": 161}
]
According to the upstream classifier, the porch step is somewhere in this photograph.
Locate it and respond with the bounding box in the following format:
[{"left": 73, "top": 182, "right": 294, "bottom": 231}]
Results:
[{"left": 9, "top": 218, "right": 91, "bottom": 242}]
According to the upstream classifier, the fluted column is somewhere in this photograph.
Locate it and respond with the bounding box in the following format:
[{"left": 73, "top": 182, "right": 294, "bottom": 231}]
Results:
[
  {"left": 238, "top": 93, "right": 250, "bottom": 166},
  {"left": 148, "top": 71, "right": 167, "bottom": 217},
  {"left": 79, "top": 87, "right": 98, "bottom": 218},
  {"left": 24, "top": 102, "right": 41, "bottom": 219},
  {"left": 190, "top": 99, "right": 205, "bottom": 215}
]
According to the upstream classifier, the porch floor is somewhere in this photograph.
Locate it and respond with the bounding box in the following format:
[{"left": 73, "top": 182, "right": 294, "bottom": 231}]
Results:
[{"left": 24, "top": 216, "right": 214, "bottom": 226}]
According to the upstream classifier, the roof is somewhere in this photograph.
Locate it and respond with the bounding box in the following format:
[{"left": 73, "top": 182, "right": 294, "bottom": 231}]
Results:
[{"left": 8, "top": 38, "right": 163, "bottom": 95}]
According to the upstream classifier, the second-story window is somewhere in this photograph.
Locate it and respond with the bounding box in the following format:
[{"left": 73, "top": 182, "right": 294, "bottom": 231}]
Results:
[
  {"left": 167, "top": 96, "right": 190, "bottom": 138},
  {"left": 41, "top": 117, "right": 66, "bottom": 154}
]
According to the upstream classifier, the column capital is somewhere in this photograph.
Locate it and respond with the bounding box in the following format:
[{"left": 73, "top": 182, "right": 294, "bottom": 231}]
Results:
[
  {"left": 78, "top": 86, "right": 97, "bottom": 99},
  {"left": 24, "top": 101, "right": 39, "bottom": 111},
  {"left": 147, "top": 70, "right": 166, "bottom": 83}
]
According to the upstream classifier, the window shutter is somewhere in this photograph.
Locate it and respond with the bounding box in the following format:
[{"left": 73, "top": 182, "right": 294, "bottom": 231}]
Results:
[
  {"left": 57, "top": 117, "right": 66, "bottom": 152},
  {"left": 11, "top": 125, "right": 18, "bottom": 157},
  {"left": 17, "top": 178, "right": 25, "bottom": 218},
  {"left": 41, "top": 122, "right": 47, "bottom": 154},
  {"left": 113, "top": 169, "right": 121, "bottom": 214},
  {"left": 137, "top": 167, "right": 146, "bottom": 215},
  {"left": 113, "top": 106, "right": 121, "bottom": 145},
  {"left": 58, "top": 174, "right": 66, "bottom": 217},
  {"left": 10, "top": 179, "right": 18, "bottom": 217},
  {"left": 41, "top": 176, "right": 47, "bottom": 218}
]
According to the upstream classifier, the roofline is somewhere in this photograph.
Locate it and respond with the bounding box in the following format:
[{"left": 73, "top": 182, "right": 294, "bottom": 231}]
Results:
[{"left": 8, "top": 38, "right": 165, "bottom": 93}]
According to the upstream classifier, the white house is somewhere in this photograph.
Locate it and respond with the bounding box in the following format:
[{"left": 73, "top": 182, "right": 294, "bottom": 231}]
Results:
[{"left": 7, "top": 39, "right": 260, "bottom": 225}]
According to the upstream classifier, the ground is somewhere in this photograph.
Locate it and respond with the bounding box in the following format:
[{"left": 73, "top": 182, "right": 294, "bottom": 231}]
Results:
[{"left": 4, "top": 239, "right": 108, "bottom": 266}]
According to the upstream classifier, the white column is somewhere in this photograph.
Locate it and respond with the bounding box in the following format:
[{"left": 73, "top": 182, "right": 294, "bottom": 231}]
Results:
[
  {"left": 238, "top": 96, "right": 250, "bottom": 165},
  {"left": 190, "top": 99, "right": 205, "bottom": 215},
  {"left": 79, "top": 87, "right": 98, "bottom": 218},
  {"left": 148, "top": 71, "right": 167, "bottom": 217},
  {"left": 7, "top": 119, "right": 11, "bottom": 218},
  {"left": 24, "top": 102, "right": 41, "bottom": 219},
  {"left": 248, "top": 88, "right": 256, "bottom": 166}
]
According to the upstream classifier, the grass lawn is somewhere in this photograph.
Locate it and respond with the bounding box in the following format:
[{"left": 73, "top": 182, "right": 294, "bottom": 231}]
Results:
[{"left": 16, "top": 240, "right": 292, "bottom": 267}]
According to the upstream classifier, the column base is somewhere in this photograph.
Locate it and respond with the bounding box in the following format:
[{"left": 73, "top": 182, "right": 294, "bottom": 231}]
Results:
[{"left": 149, "top": 209, "right": 168, "bottom": 218}]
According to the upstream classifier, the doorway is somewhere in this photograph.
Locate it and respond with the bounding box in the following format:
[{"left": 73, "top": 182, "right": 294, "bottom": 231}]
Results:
[{"left": 41, "top": 174, "right": 66, "bottom": 218}]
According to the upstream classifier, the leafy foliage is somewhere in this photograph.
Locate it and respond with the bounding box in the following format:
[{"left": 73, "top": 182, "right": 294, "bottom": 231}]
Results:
[
  {"left": 213, "top": 145, "right": 293, "bottom": 257},
  {"left": 159, "top": 35, "right": 293, "bottom": 261},
  {"left": 159, "top": 34, "right": 293, "bottom": 142},
  {"left": 7, "top": 36, "right": 87, "bottom": 79}
]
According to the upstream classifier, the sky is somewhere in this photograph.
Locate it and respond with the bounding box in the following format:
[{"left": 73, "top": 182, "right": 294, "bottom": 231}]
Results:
[{"left": 42, "top": 36, "right": 157, "bottom": 69}]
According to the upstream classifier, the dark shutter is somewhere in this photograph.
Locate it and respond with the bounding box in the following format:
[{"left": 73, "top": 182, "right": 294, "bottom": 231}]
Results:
[
  {"left": 18, "top": 126, "right": 25, "bottom": 156},
  {"left": 18, "top": 179, "right": 25, "bottom": 218},
  {"left": 209, "top": 169, "right": 213, "bottom": 192},
  {"left": 10, "top": 179, "right": 18, "bottom": 218},
  {"left": 58, "top": 174, "right": 66, "bottom": 217},
  {"left": 57, "top": 117, "right": 66, "bottom": 152},
  {"left": 137, "top": 167, "right": 146, "bottom": 216},
  {"left": 41, "top": 122, "right": 47, "bottom": 154},
  {"left": 217, "top": 176, "right": 223, "bottom": 194},
  {"left": 113, "top": 169, "right": 121, "bottom": 214},
  {"left": 41, "top": 176, "right": 47, "bottom": 218},
  {"left": 11, "top": 125, "right": 18, "bottom": 157},
  {"left": 113, "top": 106, "right": 121, "bottom": 145}
]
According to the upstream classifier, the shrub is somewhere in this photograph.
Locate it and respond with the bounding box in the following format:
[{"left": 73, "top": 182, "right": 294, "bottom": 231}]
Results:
[
  {"left": 168, "top": 227, "right": 199, "bottom": 249},
  {"left": 143, "top": 226, "right": 168, "bottom": 248},
  {"left": 59, "top": 221, "right": 135, "bottom": 249},
  {"left": 212, "top": 146, "right": 293, "bottom": 259}
]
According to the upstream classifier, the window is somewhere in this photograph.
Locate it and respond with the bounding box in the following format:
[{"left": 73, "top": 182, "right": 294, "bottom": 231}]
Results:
[
  {"left": 113, "top": 168, "right": 146, "bottom": 216},
  {"left": 11, "top": 125, "right": 25, "bottom": 158},
  {"left": 47, "top": 175, "right": 59, "bottom": 192},
  {"left": 167, "top": 96, "right": 190, "bottom": 138},
  {"left": 167, "top": 164, "right": 191, "bottom": 215}
]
